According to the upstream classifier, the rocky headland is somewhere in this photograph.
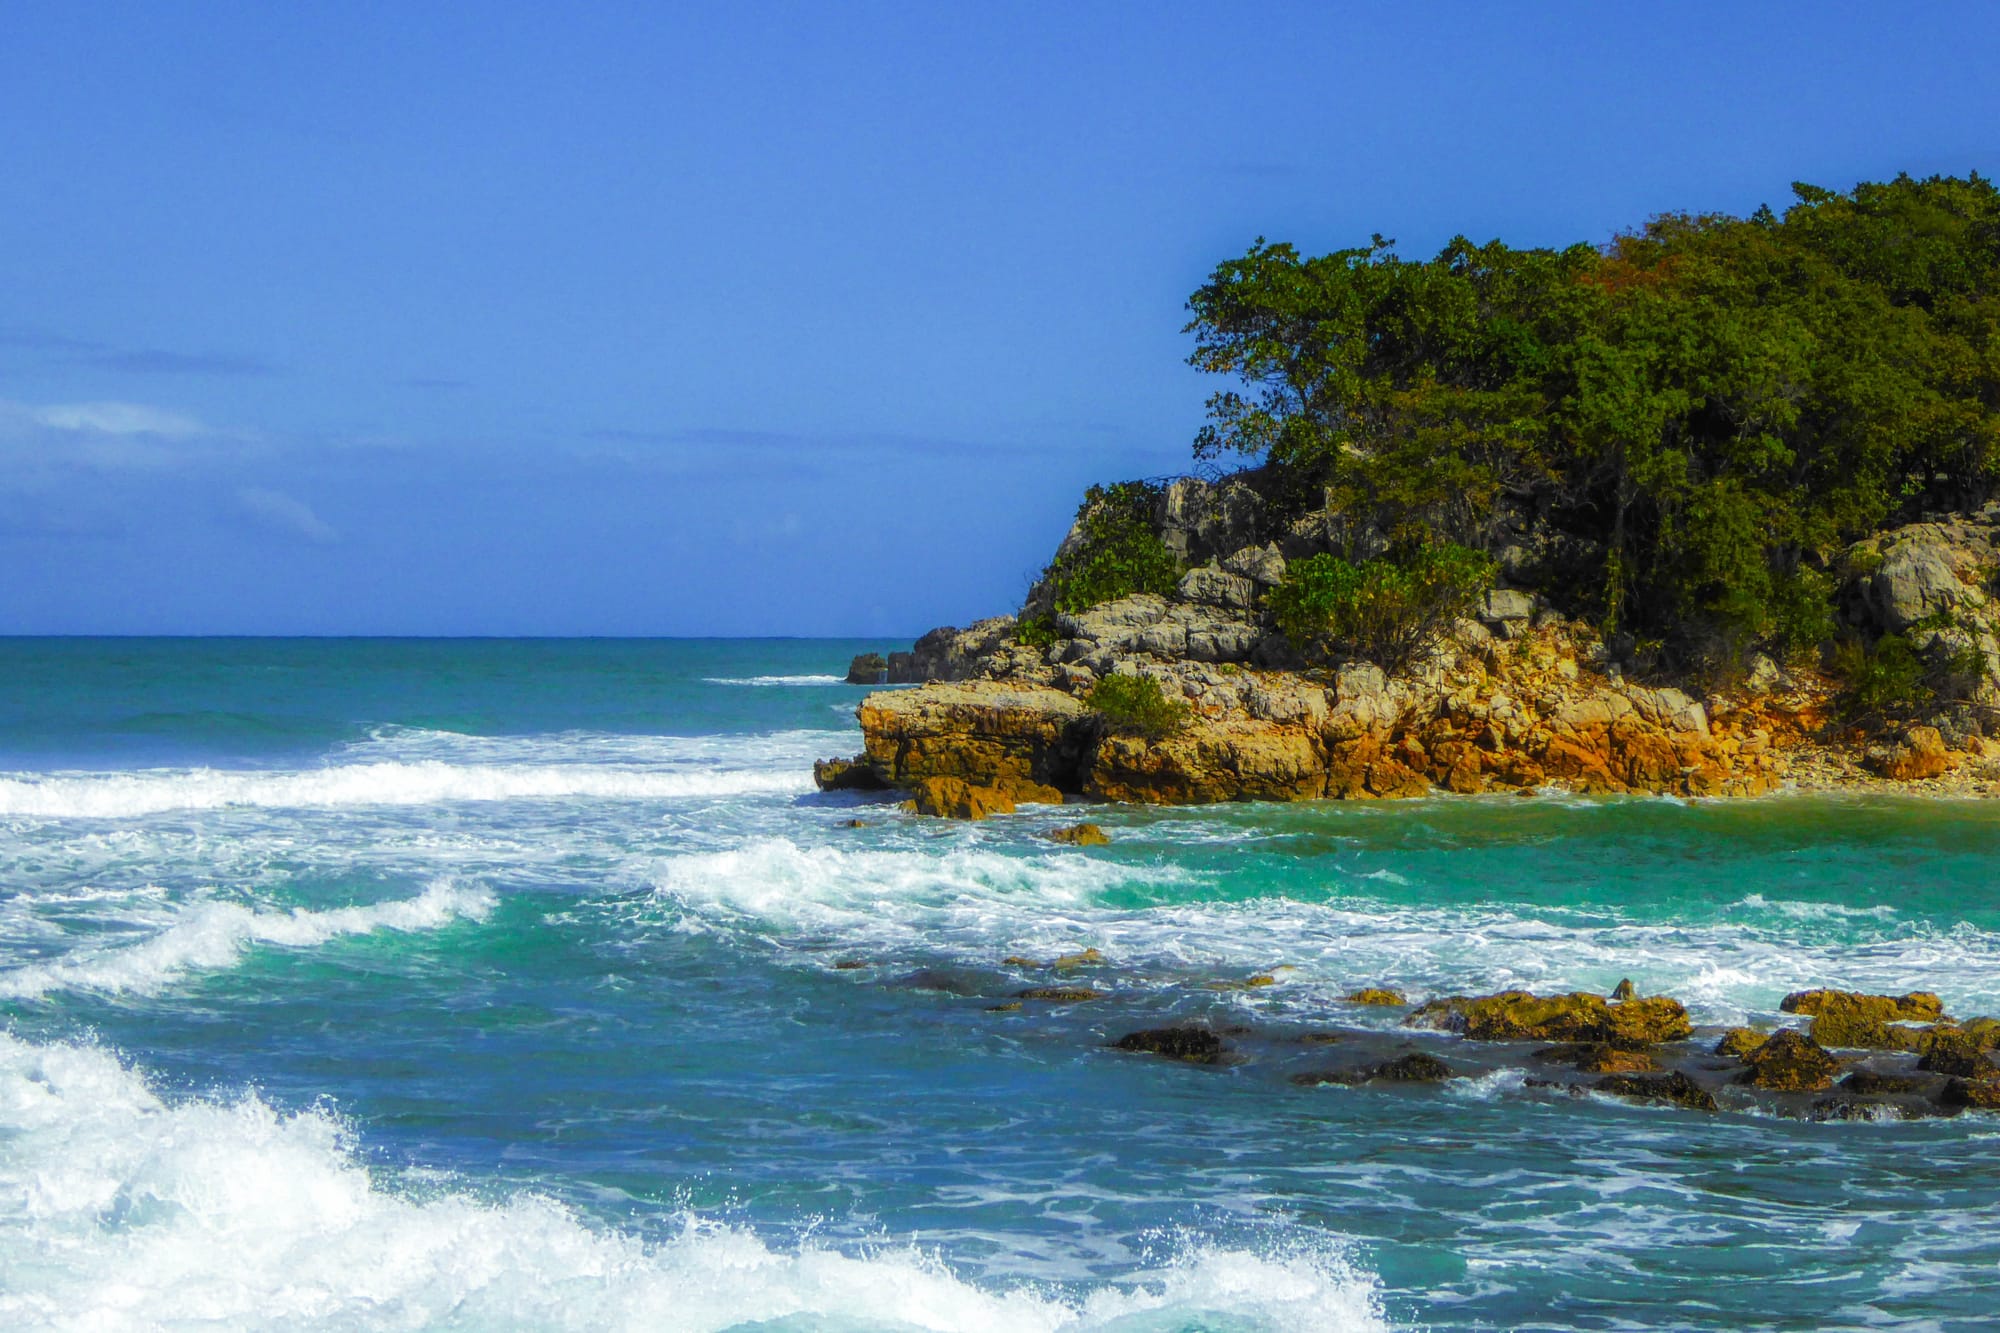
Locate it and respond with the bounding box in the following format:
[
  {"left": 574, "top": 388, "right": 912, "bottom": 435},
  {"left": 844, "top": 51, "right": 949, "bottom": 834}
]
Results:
[{"left": 818, "top": 476, "right": 2000, "bottom": 813}]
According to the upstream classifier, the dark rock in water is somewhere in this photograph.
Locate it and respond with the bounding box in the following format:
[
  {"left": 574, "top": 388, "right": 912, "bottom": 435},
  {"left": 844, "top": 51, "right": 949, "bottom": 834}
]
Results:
[
  {"left": 842, "top": 818, "right": 872, "bottom": 828},
  {"left": 846, "top": 652, "right": 889, "bottom": 685},
  {"left": 1535, "top": 1042, "right": 1657, "bottom": 1074},
  {"left": 1373, "top": 1052, "right": 1454, "bottom": 1082},
  {"left": 1113, "top": 1026, "right": 1225, "bottom": 1064},
  {"left": 1611, "top": 978, "right": 1637, "bottom": 1001},
  {"left": 832, "top": 959, "right": 869, "bottom": 970},
  {"left": 1938, "top": 1076, "right": 2000, "bottom": 1110},
  {"left": 814, "top": 757, "right": 888, "bottom": 791},
  {"left": 986, "top": 1002, "right": 1022, "bottom": 1013},
  {"left": 1808, "top": 1098, "right": 1885, "bottom": 1122},
  {"left": 1017, "top": 986, "right": 1103, "bottom": 1002},
  {"left": 1738, "top": 1029, "right": 1841, "bottom": 1092},
  {"left": 1842, "top": 1070, "right": 1928, "bottom": 1095},
  {"left": 1343, "top": 987, "right": 1406, "bottom": 1006},
  {"left": 1595, "top": 1071, "right": 1718, "bottom": 1112},
  {"left": 1299, "top": 1032, "right": 1343, "bottom": 1044},
  {"left": 1293, "top": 1052, "right": 1454, "bottom": 1086}
]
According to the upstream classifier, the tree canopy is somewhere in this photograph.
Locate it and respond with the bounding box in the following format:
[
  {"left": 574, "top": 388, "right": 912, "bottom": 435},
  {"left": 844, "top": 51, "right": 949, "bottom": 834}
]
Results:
[{"left": 1184, "top": 173, "right": 2000, "bottom": 658}]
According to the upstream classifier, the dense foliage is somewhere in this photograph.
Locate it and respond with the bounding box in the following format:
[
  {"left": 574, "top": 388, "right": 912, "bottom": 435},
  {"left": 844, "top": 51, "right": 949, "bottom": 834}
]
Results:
[
  {"left": 1084, "top": 672, "right": 1191, "bottom": 739},
  {"left": 1184, "top": 173, "right": 2000, "bottom": 660},
  {"left": 1022, "top": 482, "right": 1182, "bottom": 637},
  {"left": 1269, "top": 543, "right": 1497, "bottom": 670}
]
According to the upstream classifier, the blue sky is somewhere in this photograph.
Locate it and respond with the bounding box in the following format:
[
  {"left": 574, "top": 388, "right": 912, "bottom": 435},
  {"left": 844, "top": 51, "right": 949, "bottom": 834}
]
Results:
[{"left": 3, "top": 3, "right": 1996, "bottom": 635}]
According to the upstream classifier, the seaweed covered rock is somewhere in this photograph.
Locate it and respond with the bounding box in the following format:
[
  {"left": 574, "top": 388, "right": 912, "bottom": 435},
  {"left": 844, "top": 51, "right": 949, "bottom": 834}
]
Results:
[
  {"left": 1047, "top": 822, "right": 1110, "bottom": 846},
  {"left": 1715, "top": 1027, "right": 1770, "bottom": 1058},
  {"left": 1537, "top": 1043, "right": 1657, "bottom": 1074},
  {"left": 1842, "top": 1071, "right": 1928, "bottom": 1095},
  {"left": 1595, "top": 1071, "right": 1718, "bottom": 1112},
  {"left": 1017, "top": 986, "right": 1103, "bottom": 1003},
  {"left": 1738, "top": 1029, "right": 1842, "bottom": 1092},
  {"left": 1917, "top": 1023, "right": 2000, "bottom": 1077},
  {"left": 1344, "top": 987, "right": 1407, "bottom": 1007},
  {"left": 1447, "top": 990, "right": 1692, "bottom": 1048},
  {"left": 1113, "top": 1026, "right": 1225, "bottom": 1064},
  {"left": 1780, "top": 990, "right": 1944, "bottom": 1049}
]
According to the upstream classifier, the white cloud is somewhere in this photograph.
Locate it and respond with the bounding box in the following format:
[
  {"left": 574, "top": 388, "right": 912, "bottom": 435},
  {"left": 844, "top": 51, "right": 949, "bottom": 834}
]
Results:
[
  {"left": 33, "top": 401, "right": 207, "bottom": 438},
  {"left": 235, "top": 486, "right": 338, "bottom": 544}
]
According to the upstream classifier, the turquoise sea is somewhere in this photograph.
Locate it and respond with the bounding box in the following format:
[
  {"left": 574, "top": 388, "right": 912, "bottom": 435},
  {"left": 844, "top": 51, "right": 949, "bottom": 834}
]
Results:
[{"left": 2, "top": 637, "right": 1998, "bottom": 1331}]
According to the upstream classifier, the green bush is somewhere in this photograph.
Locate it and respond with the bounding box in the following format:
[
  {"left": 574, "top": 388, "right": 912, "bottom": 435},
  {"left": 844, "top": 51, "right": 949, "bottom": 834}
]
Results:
[
  {"left": 1035, "top": 482, "right": 1182, "bottom": 616},
  {"left": 1831, "top": 634, "right": 1930, "bottom": 718},
  {"left": 1085, "top": 673, "right": 1191, "bottom": 740},
  {"left": 1765, "top": 566, "right": 1838, "bottom": 662},
  {"left": 1268, "top": 542, "right": 1497, "bottom": 670},
  {"left": 1832, "top": 627, "right": 1989, "bottom": 719},
  {"left": 1015, "top": 613, "right": 1058, "bottom": 648}
]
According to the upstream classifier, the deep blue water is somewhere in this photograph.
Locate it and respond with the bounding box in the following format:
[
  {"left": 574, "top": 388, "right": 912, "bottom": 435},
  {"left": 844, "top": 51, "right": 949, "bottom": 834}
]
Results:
[{"left": 2, "top": 638, "right": 1998, "bottom": 1331}]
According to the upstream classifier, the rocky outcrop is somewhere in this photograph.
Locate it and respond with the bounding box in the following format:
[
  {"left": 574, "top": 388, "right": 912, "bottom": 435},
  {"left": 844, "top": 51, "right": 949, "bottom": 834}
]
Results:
[
  {"left": 846, "top": 652, "right": 889, "bottom": 685},
  {"left": 820, "top": 488, "right": 2000, "bottom": 811},
  {"left": 1780, "top": 990, "right": 1944, "bottom": 1049},
  {"left": 1413, "top": 990, "right": 1693, "bottom": 1048},
  {"left": 1738, "top": 1030, "right": 1842, "bottom": 1092}
]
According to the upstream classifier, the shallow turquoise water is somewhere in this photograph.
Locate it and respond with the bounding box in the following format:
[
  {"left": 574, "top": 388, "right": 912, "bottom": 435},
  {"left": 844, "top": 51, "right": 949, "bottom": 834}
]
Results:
[{"left": 2, "top": 638, "right": 1997, "bottom": 1330}]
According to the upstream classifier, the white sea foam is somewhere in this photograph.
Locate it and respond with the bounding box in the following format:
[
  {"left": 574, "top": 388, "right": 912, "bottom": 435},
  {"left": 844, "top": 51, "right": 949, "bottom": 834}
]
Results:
[
  {"left": 644, "top": 837, "right": 2000, "bottom": 1023},
  {"left": 0, "top": 878, "right": 493, "bottom": 1000},
  {"left": 703, "top": 673, "right": 848, "bottom": 686},
  {"left": 0, "top": 761, "right": 812, "bottom": 819},
  {"left": 0, "top": 1034, "right": 1387, "bottom": 1332}
]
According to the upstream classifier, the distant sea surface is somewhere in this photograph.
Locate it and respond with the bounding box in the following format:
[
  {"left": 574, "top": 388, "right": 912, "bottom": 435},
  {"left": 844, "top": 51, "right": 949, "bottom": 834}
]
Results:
[{"left": 3, "top": 637, "right": 1998, "bottom": 1331}]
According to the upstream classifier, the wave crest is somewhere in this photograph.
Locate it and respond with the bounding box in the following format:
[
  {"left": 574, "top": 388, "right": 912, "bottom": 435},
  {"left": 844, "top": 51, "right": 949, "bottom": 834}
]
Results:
[
  {"left": 0, "top": 878, "right": 494, "bottom": 1000},
  {"left": 0, "top": 1034, "right": 1387, "bottom": 1332}
]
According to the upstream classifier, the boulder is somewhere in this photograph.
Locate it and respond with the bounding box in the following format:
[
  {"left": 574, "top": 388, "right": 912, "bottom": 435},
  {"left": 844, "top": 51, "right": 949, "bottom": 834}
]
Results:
[
  {"left": 1047, "top": 822, "right": 1110, "bottom": 846},
  {"left": 1480, "top": 588, "right": 1537, "bottom": 631},
  {"left": 1293, "top": 1052, "right": 1454, "bottom": 1086},
  {"left": 857, "top": 682, "right": 1092, "bottom": 792},
  {"left": 1344, "top": 987, "right": 1407, "bottom": 1006},
  {"left": 845, "top": 652, "right": 889, "bottom": 685},
  {"left": 910, "top": 776, "right": 1015, "bottom": 820},
  {"left": 1113, "top": 1026, "right": 1225, "bottom": 1064},
  {"left": 1842, "top": 1071, "right": 1928, "bottom": 1095},
  {"left": 1938, "top": 1077, "right": 2000, "bottom": 1110},
  {"left": 1864, "top": 726, "right": 1951, "bottom": 781},
  {"left": 1594, "top": 1071, "right": 1718, "bottom": 1112},
  {"left": 1918, "top": 1024, "right": 2000, "bottom": 1076},
  {"left": 1738, "top": 1029, "right": 1841, "bottom": 1092},
  {"left": 1175, "top": 566, "right": 1258, "bottom": 612},
  {"left": 1221, "top": 542, "right": 1287, "bottom": 587}
]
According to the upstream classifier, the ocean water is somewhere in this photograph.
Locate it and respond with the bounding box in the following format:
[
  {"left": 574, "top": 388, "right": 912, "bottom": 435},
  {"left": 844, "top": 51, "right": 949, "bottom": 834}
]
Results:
[{"left": 2, "top": 637, "right": 1998, "bottom": 1332}]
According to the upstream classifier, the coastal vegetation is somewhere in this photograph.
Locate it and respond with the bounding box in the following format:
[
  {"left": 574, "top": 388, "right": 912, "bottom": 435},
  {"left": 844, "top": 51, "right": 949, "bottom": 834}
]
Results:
[
  {"left": 1032, "top": 172, "right": 2000, "bottom": 697},
  {"left": 1083, "top": 672, "right": 1191, "bottom": 739}
]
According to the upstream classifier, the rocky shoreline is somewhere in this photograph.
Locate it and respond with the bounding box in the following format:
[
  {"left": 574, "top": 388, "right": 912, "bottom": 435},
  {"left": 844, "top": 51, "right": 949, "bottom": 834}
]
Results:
[
  {"left": 855, "top": 952, "right": 2000, "bottom": 1120},
  {"left": 817, "top": 481, "right": 2000, "bottom": 813}
]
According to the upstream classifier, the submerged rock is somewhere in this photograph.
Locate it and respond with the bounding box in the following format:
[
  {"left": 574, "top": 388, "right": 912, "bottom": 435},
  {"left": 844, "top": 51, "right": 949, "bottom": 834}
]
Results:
[
  {"left": 1738, "top": 1029, "right": 1842, "bottom": 1092},
  {"left": 1113, "top": 1026, "right": 1225, "bottom": 1064},
  {"left": 1017, "top": 986, "right": 1103, "bottom": 1003},
  {"left": 1594, "top": 1071, "right": 1718, "bottom": 1112},
  {"left": 1294, "top": 1052, "right": 1455, "bottom": 1086}
]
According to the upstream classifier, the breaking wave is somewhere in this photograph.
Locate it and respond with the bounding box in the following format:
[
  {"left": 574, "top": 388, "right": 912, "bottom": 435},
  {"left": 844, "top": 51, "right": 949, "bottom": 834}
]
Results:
[
  {"left": 0, "top": 878, "right": 493, "bottom": 1000},
  {"left": 0, "top": 1034, "right": 1388, "bottom": 1332}
]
